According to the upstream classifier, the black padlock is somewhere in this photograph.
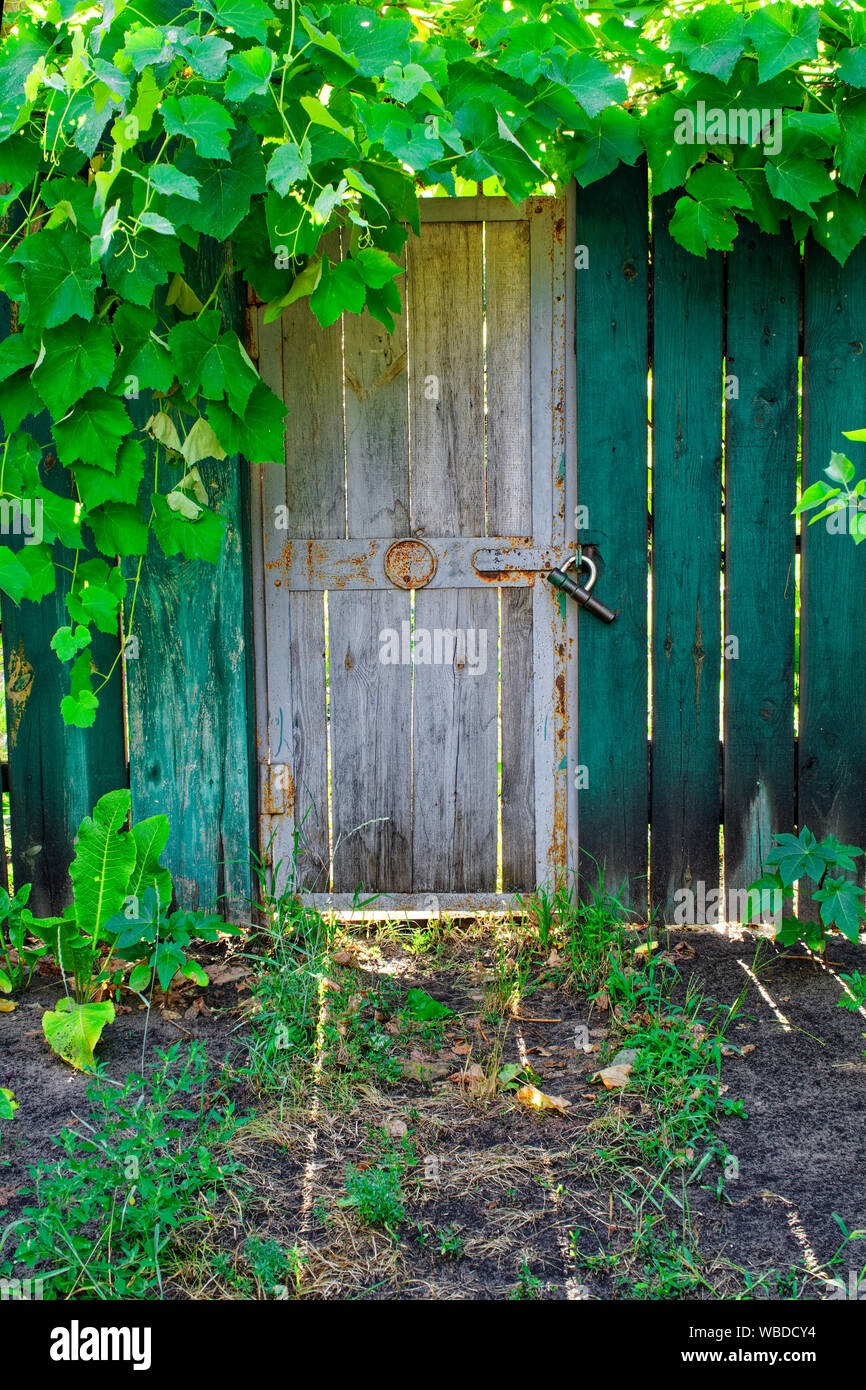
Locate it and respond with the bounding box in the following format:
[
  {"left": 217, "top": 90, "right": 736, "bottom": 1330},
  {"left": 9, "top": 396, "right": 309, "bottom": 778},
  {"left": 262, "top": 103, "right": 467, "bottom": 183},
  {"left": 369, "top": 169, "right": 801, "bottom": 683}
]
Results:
[{"left": 546, "top": 554, "right": 617, "bottom": 624}]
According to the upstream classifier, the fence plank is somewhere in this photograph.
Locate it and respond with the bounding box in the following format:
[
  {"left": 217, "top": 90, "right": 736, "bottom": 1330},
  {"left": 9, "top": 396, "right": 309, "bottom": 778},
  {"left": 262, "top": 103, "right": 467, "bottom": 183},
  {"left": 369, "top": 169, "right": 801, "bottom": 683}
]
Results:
[
  {"left": 800, "top": 241, "right": 866, "bottom": 887},
  {"left": 408, "top": 220, "right": 498, "bottom": 890},
  {"left": 575, "top": 162, "right": 649, "bottom": 913},
  {"left": 0, "top": 245, "right": 125, "bottom": 913},
  {"left": 331, "top": 285, "right": 411, "bottom": 893},
  {"left": 126, "top": 242, "right": 252, "bottom": 917},
  {"left": 486, "top": 217, "right": 535, "bottom": 891},
  {"left": 724, "top": 228, "right": 799, "bottom": 906},
  {"left": 650, "top": 194, "right": 723, "bottom": 920}
]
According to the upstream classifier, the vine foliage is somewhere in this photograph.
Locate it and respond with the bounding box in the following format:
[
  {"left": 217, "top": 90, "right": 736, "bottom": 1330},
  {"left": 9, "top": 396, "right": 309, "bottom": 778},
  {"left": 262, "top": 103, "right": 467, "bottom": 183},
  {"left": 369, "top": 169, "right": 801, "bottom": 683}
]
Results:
[{"left": 1, "top": 1, "right": 865, "bottom": 723}]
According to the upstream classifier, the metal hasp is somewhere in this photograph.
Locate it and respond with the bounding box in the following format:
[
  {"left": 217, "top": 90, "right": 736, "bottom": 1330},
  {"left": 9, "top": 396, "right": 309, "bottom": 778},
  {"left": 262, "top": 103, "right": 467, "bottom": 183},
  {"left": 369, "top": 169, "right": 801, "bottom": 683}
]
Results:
[{"left": 546, "top": 554, "right": 617, "bottom": 624}]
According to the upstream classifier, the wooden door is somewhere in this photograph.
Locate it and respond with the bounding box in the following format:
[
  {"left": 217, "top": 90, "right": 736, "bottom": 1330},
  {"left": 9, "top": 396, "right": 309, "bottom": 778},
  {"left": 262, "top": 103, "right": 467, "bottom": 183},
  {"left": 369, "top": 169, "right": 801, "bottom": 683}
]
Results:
[{"left": 248, "top": 192, "right": 576, "bottom": 913}]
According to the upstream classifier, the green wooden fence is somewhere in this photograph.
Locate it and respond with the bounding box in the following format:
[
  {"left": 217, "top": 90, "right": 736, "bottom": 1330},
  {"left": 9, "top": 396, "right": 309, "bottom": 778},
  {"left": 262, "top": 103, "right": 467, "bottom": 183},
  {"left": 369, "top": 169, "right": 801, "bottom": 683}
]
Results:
[
  {"left": 4, "top": 164, "right": 866, "bottom": 922},
  {"left": 577, "top": 161, "right": 866, "bottom": 921}
]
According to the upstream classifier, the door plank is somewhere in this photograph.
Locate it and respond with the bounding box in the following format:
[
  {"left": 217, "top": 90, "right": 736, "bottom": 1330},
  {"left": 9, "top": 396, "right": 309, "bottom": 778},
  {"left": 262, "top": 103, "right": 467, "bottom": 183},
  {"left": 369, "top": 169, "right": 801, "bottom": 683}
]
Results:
[
  {"left": 800, "top": 240, "right": 866, "bottom": 907},
  {"left": 486, "top": 217, "right": 535, "bottom": 889},
  {"left": 724, "top": 228, "right": 798, "bottom": 906},
  {"left": 651, "top": 194, "right": 723, "bottom": 920},
  {"left": 332, "top": 284, "right": 411, "bottom": 892},
  {"left": 575, "top": 163, "right": 650, "bottom": 913},
  {"left": 408, "top": 220, "right": 498, "bottom": 890}
]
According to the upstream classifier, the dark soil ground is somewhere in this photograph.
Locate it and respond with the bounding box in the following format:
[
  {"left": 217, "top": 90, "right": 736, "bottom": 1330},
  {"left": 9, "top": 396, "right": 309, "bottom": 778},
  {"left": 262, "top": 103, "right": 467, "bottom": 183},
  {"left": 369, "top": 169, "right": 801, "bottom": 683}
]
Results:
[{"left": 2, "top": 923, "right": 865, "bottom": 1300}]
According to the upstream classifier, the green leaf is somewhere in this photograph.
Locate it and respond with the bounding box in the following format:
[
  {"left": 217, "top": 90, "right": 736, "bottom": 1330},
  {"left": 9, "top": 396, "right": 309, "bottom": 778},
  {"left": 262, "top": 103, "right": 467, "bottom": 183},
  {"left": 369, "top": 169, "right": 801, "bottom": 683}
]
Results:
[
  {"left": 53, "top": 390, "right": 132, "bottom": 470},
  {"left": 69, "top": 788, "right": 136, "bottom": 941},
  {"left": 179, "top": 33, "right": 232, "bottom": 81},
  {"left": 795, "top": 479, "right": 841, "bottom": 513},
  {"left": 811, "top": 187, "right": 866, "bottom": 266},
  {"left": 814, "top": 876, "right": 864, "bottom": 942},
  {"left": 181, "top": 418, "right": 227, "bottom": 465},
  {"left": 206, "top": 381, "right": 288, "bottom": 463},
  {"left": 669, "top": 194, "right": 739, "bottom": 257},
  {"left": 165, "top": 274, "right": 204, "bottom": 315},
  {"left": 166, "top": 126, "right": 266, "bottom": 240},
  {"left": 31, "top": 319, "right": 115, "bottom": 417},
  {"left": 86, "top": 502, "right": 149, "bottom": 558},
  {"left": 128, "top": 815, "right": 172, "bottom": 909},
  {"left": 73, "top": 437, "right": 146, "bottom": 510},
  {"left": 310, "top": 258, "right": 366, "bottom": 326},
  {"left": 150, "top": 493, "right": 226, "bottom": 564},
  {"left": 641, "top": 97, "right": 700, "bottom": 196},
  {"left": 570, "top": 108, "right": 642, "bottom": 187},
  {"left": 225, "top": 45, "right": 274, "bottom": 101},
  {"left": 670, "top": 5, "right": 746, "bottom": 82},
  {"left": 557, "top": 51, "right": 627, "bottom": 118},
  {"left": 267, "top": 138, "right": 312, "bottom": 195},
  {"left": 51, "top": 623, "right": 91, "bottom": 662},
  {"left": 300, "top": 94, "right": 353, "bottom": 138},
  {"left": 167, "top": 313, "right": 259, "bottom": 414},
  {"left": 264, "top": 256, "right": 323, "bottom": 323},
  {"left": 17, "top": 544, "right": 56, "bottom": 602},
  {"left": 765, "top": 154, "right": 835, "bottom": 215},
  {"left": 839, "top": 94, "right": 866, "bottom": 193},
  {"left": 748, "top": 3, "right": 820, "bottom": 83},
  {"left": 42, "top": 998, "right": 115, "bottom": 1071},
  {"left": 405, "top": 988, "right": 453, "bottom": 1021},
  {"left": 201, "top": 0, "right": 272, "bottom": 42},
  {"left": 353, "top": 247, "right": 403, "bottom": 288},
  {"left": 148, "top": 167, "right": 201, "bottom": 202},
  {"left": 161, "top": 94, "right": 234, "bottom": 159},
  {"left": 13, "top": 228, "right": 101, "bottom": 328},
  {"left": 0, "top": 547, "right": 32, "bottom": 604}
]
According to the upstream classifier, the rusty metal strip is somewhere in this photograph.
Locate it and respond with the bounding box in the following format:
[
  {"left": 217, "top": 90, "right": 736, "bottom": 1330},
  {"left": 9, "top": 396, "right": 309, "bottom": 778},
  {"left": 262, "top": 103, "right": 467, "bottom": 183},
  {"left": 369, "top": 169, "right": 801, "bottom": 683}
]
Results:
[{"left": 265, "top": 537, "right": 565, "bottom": 591}]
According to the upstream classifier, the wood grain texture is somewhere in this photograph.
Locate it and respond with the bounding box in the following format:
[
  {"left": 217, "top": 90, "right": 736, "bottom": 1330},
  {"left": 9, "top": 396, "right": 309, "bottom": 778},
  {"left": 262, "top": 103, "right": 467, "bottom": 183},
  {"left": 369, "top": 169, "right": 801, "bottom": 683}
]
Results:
[
  {"left": 332, "top": 288, "right": 411, "bottom": 892},
  {"left": 408, "top": 219, "right": 498, "bottom": 890},
  {"left": 724, "top": 228, "right": 798, "bottom": 902},
  {"left": 574, "top": 162, "right": 649, "bottom": 912},
  {"left": 800, "top": 240, "right": 866, "bottom": 896},
  {"left": 486, "top": 218, "right": 535, "bottom": 889},
  {"left": 650, "top": 193, "right": 723, "bottom": 920},
  {"left": 127, "top": 241, "right": 252, "bottom": 917}
]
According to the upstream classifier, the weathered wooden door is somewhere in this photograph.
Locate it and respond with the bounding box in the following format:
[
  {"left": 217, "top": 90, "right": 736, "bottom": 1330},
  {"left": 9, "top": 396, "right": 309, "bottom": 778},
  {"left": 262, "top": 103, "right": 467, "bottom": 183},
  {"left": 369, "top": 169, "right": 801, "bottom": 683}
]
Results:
[{"left": 248, "top": 192, "right": 576, "bottom": 912}]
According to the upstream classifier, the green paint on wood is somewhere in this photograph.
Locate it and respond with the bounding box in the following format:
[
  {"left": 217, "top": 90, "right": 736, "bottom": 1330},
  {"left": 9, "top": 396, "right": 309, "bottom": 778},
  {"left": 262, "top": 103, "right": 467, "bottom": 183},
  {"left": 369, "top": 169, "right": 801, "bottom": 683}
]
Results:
[
  {"left": 800, "top": 240, "right": 866, "bottom": 904},
  {"left": 124, "top": 239, "right": 253, "bottom": 918},
  {"left": 0, "top": 246, "right": 125, "bottom": 914},
  {"left": 724, "top": 228, "right": 798, "bottom": 902},
  {"left": 576, "top": 162, "right": 649, "bottom": 913},
  {"left": 651, "top": 192, "right": 723, "bottom": 920}
]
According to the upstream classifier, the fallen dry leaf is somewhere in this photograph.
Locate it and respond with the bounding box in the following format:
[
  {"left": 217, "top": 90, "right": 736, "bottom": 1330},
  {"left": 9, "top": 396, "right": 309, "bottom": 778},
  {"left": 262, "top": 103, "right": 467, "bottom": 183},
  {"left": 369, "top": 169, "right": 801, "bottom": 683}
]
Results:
[
  {"left": 673, "top": 941, "right": 697, "bottom": 959},
  {"left": 0, "top": 1001, "right": 17, "bottom": 1012},
  {"left": 400, "top": 1058, "right": 451, "bottom": 1083},
  {"left": 547, "top": 948, "right": 563, "bottom": 966},
  {"left": 332, "top": 949, "right": 353, "bottom": 967},
  {"left": 516, "top": 1084, "right": 571, "bottom": 1115},
  {"left": 594, "top": 991, "right": 610, "bottom": 1013},
  {"left": 206, "top": 963, "right": 250, "bottom": 986},
  {"left": 452, "top": 1041, "right": 471, "bottom": 1056},
  {"left": 590, "top": 1063, "right": 632, "bottom": 1090}
]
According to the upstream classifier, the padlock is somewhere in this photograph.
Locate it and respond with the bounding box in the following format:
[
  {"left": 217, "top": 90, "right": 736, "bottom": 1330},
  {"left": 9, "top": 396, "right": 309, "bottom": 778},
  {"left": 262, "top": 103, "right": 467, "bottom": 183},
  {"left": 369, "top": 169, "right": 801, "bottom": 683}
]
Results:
[{"left": 546, "top": 554, "right": 616, "bottom": 623}]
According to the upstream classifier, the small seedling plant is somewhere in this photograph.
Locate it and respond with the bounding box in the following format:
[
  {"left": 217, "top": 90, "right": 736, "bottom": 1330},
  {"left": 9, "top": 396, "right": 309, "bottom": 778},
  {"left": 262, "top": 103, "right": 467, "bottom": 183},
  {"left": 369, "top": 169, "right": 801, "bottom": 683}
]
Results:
[
  {"left": 25, "top": 788, "right": 239, "bottom": 1069},
  {"left": 4, "top": 1042, "right": 243, "bottom": 1299},
  {"left": 748, "top": 827, "right": 865, "bottom": 953}
]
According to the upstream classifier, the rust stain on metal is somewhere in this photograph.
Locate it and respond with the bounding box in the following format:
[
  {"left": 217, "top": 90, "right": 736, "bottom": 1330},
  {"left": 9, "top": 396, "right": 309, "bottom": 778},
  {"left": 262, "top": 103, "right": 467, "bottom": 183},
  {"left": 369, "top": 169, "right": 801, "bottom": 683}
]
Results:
[
  {"left": 692, "top": 600, "right": 705, "bottom": 724},
  {"left": 261, "top": 764, "right": 294, "bottom": 817},
  {"left": 7, "top": 639, "right": 33, "bottom": 748},
  {"left": 384, "top": 538, "right": 437, "bottom": 590}
]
